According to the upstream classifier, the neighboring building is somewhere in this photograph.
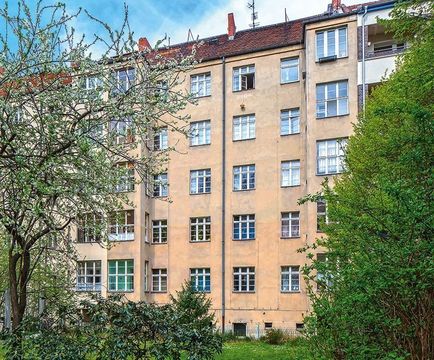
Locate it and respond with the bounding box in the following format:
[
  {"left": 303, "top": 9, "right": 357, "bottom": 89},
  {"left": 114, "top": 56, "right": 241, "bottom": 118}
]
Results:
[{"left": 75, "top": 0, "right": 400, "bottom": 337}]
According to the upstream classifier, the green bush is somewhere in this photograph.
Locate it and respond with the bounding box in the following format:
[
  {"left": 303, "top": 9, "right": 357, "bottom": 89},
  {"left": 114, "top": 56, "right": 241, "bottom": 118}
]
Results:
[{"left": 261, "top": 329, "right": 288, "bottom": 345}]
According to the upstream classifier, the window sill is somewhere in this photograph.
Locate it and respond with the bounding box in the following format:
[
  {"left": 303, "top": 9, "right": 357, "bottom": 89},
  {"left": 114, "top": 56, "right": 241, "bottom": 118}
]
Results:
[
  {"left": 316, "top": 172, "right": 343, "bottom": 176},
  {"left": 151, "top": 291, "right": 167, "bottom": 294},
  {"left": 315, "top": 55, "right": 348, "bottom": 63},
  {"left": 189, "top": 143, "right": 211, "bottom": 148},
  {"left": 280, "top": 80, "right": 300, "bottom": 85},
  {"left": 233, "top": 291, "right": 255, "bottom": 294},
  {"left": 233, "top": 137, "right": 256, "bottom": 143},
  {"left": 114, "top": 190, "right": 135, "bottom": 194},
  {"left": 281, "top": 236, "right": 301, "bottom": 239},
  {"left": 153, "top": 195, "right": 169, "bottom": 199},
  {"left": 233, "top": 188, "right": 255, "bottom": 192},
  {"left": 280, "top": 132, "right": 300, "bottom": 137},
  {"left": 190, "top": 192, "right": 211, "bottom": 196},
  {"left": 232, "top": 238, "right": 256, "bottom": 241},
  {"left": 109, "top": 239, "right": 135, "bottom": 243},
  {"left": 281, "top": 184, "right": 301, "bottom": 188},
  {"left": 281, "top": 291, "right": 301, "bottom": 294},
  {"left": 189, "top": 240, "right": 211, "bottom": 243},
  {"left": 75, "top": 289, "right": 101, "bottom": 292},
  {"left": 316, "top": 113, "right": 349, "bottom": 120},
  {"left": 108, "top": 290, "right": 134, "bottom": 293},
  {"left": 151, "top": 242, "right": 168, "bottom": 245},
  {"left": 192, "top": 94, "right": 211, "bottom": 99},
  {"left": 233, "top": 88, "right": 255, "bottom": 93}
]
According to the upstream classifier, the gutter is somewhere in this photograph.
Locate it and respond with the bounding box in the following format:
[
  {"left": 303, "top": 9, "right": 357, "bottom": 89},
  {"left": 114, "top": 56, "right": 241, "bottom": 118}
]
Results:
[
  {"left": 221, "top": 56, "right": 226, "bottom": 334},
  {"left": 361, "top": 5, "right": 368, "bottom": 111}
]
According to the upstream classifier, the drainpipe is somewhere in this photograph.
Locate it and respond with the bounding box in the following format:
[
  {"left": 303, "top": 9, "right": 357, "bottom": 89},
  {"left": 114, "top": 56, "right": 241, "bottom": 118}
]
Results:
[
  {"left": 361, "top": 5, "right": 368, "bottom": 111},
  {"left": 221, "top": 56, "right": 226, "bottom": 334}
]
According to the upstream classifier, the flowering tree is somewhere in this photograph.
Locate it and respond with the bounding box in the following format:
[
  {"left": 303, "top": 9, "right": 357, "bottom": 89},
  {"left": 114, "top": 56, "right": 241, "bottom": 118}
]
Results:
[{"left": 0, "top": 0, "right": 195, "bottom": 330}]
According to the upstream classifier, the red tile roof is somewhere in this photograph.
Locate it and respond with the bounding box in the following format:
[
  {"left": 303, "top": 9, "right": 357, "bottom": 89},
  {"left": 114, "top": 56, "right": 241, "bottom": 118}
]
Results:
[{"left": 149, "top": 0, "right": 394, "bottom": 62}]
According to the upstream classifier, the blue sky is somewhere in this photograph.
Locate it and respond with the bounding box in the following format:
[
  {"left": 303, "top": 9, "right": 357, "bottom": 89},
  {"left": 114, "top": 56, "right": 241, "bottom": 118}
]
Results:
[{"left": 3, "top": 0, "right": 362, "bottom": 48}]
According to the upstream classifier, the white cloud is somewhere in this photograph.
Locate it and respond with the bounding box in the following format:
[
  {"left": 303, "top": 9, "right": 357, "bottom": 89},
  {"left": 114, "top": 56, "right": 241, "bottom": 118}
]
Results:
[{"left": 150, "top": 0, "right": 362, "bottom": 45}]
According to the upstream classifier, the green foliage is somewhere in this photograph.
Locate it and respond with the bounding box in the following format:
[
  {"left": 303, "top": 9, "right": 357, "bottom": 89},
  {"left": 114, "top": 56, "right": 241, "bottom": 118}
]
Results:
[
  {"left": 302, "top": 2, "right": 434, "bottom": 359},
  {"left": 1, "top": 283, "right": 222, "bottom": 360},
  {"left": 261, "top": 328, "right": 288, "bottom": 345}
]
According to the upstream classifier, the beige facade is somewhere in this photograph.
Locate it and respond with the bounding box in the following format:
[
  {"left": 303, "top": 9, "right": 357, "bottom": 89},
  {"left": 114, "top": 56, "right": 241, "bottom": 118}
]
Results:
[{"left": 75, "top": 1, "right": 397, "bottom": 336}]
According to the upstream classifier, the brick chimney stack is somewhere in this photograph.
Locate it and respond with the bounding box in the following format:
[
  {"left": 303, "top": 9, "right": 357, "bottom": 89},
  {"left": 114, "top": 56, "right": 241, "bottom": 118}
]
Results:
[
  {"left": 332, "top": 0, "right": 341, "bottom": 12},
  {"left": 228, "top": 13, "right": 236, "bottom": 40},
  {"left": 138, "top": 37, "right": 151, "bottom": 52}
]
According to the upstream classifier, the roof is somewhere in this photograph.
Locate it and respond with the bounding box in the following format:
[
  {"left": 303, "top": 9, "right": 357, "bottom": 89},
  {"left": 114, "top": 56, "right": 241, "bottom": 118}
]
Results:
[{"left": 148, "top": 0, "right": 395, "bottom": 62}]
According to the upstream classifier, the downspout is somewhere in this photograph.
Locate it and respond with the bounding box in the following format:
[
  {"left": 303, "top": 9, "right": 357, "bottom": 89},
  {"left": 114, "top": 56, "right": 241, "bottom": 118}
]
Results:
[
  {"left": 361, "top": 5, "right": 368, "bottom": 111},
  {"left": 221, "top": 56, "right": 226, "bottom": 333}
]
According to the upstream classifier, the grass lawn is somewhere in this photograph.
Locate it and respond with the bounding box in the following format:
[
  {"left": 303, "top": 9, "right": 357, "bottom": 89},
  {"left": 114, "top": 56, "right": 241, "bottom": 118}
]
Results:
[{"left": 215, "top": 338, "right": 314, "bottom": 360}]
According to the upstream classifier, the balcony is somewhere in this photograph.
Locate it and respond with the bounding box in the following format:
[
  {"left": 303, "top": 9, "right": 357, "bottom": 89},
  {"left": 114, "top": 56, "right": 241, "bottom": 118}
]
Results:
[
  {"left": 108, "top": 224, "right": 135, "bottom": 241},
  {"left": 366, "top": 24, "right": 407, "bottom": 60}
]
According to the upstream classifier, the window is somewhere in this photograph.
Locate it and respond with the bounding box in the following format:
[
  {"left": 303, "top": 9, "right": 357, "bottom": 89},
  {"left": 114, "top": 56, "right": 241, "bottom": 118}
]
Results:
[
  {"left": 233, "top": 215, "right": 255, "bottom": 240},
  {"left": 76, "top": 260, "right": 101, "bottom": 291},
  {"left": 153, "top": 173, "right": 168, "bottom": 197},
  {"left": 296, "top": 323, "right": 305, "bottom": 331},
  {"left": 190, "top": 73, "right": 211, "bottom": 97},
  {"left": 154, "top": 127, "right": 168, "bottom": 150},
  {"left": 145, "top": 213, "right": 150, "bottom": 243},
  {"left": 316, "top": 81, "right": 348, "bottom": 118},
  {"left": 233, "top": 323, "right": 247, "bottom": 337},
  {"left": 115, "top": 162, "right": 135, "bottom": 192},
  {"left": 108, "top": 210, "right": 134, "bottom": 241},
  {"left": 144, "top": 260, "right": 149, "bottom": 291},
  {"left": 113, "top": 68, "right": 135, "bottom": 93},
  {"left": 190, "top": 217, "right": 211, "bottom": 242},
  {"left": 280, "top": 108, "right": 300, "bottom": 135},
  {"left": 156, "top": 80, "right": 169, "bottom": 101},
  {"left": 233, "top": 65, "right": 255, "bottom": 91},
  {"left": 77, "top": 213, "right": 102, "bottom": 243},
  {"left": 152, "top": 220, "right": 167, "bottom": 244},
  {"left": 317, "top": 199, "right": 328, "bottom": 232},
  {"left": 281, "top": 266, "right": 300, "bottom": 292},
  {"left": 280, "top": 58, "right": 299, "bottom": 83},
  {"left": 152, "top": 268, "right": 167, "bottom": 292},
  {"left": 190, "top": 268, "right": 211, "bottom": 292},
  {"left": 317, "top": 253, "right": 332, "bottom": 290},
  {"left": 264, "top": 322, "right": 273, "bottom": 330},
  {"left": 233, "top": 114, "right": 255, "bottom": 141},
  {"left": 316, "top": 27, "right": 347, "bottom": 60},
  {"left": 108, "top": 259, "right": 134, "bottom": 292},
  {"left": 281, "top": 160, "right": 300, "bottom": 187},
  {"left": 190, "top": 169, "right": 211, "bottom": 194},
  {"left": 233, "top": 267, "right": 255, "bottom": 292},
  {"left": 189, "top": 120, "right": 211, "bottom": 146},
  {"left": 233, "top": 165, "right": 255, "bottom": 191},
  {"left": 317, "top": 139, "right": 347, "bottom": 175},
  {"left": 110, "top": 118, "right": 134, "bottom": 144},
  {"left": 281, "top": 212, "right": 300, "bottom": 238},
  {"left": 81, "top": 76, "right": 101, "bottom": 92}
]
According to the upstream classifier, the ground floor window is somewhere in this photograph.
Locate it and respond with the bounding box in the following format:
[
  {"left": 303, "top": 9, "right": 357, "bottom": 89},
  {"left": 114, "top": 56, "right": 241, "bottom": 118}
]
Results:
[{"left": 108, "top": 259, "right": 134, "bottom": 292}]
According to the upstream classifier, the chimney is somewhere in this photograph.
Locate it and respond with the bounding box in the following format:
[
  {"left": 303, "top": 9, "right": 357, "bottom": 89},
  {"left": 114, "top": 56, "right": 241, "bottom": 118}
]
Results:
[
  {"left": 228, "top": 13, "right": 236, "bottom": 40},
  {"left": 331, "top": 0, "right": 341, "bottom": 12},
  {"left": 138, "top": 37, "right": 151, "bottom": 52}
]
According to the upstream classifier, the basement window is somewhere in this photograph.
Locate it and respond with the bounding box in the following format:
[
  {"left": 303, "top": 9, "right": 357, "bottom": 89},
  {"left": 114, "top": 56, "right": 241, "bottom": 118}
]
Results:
[
  {"left": 233, "top": 65, "right": 255, "bottom": 91},
  {"left": 264, "top": 322, "right": 273, "bottom": 330}
]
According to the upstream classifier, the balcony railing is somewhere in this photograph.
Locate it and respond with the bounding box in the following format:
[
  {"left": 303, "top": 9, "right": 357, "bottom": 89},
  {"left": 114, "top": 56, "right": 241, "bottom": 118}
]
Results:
[{"left": 108, "top": 224, "right": 134, "bottom": 241}]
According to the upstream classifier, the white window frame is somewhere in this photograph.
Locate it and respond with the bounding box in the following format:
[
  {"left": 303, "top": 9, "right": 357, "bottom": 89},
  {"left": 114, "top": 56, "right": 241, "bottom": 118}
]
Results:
[
  {"left": 316, "top": 81, "right": 349, "bottom": 118},
  {"left": 281, "top": 266, "right": 300, "bottom": 292},
  {"left": 232, "top": 65, "right": 255, "bottom": 92},
  {"left": 316, "top": 27, "right": 347, "bottom": 60},
  {"left": 76, "top": 260, "right": 102, "bottom": 292},
  {"left": 281, "top": 160, "right": 300, "bottom": 187},
  {"left": 77, "top": 213, "right": 102, "bottom": 243},
  {"left": 110, "top": 118, "right": 134, "bottom": 144},
  {"left": 233, "top": 114, "right": 255, "bottom": 141},
  {"left": 190, "top": 169, "right": 211, "bottom": 194},
  {"left": 115, "top": 162, "right": 135, "bottom": 193},
  {"left": 145, "top": 212, "right": 150, "bottom": 243},
  {"left": 280, "top": 58, "right": 299, "bottom": 83},
  {"left": 190, "top": 217, "right": 211, "bottom": 242},
  {"left": 233, "top": 165, "right": 255, "bottom": 191},
  {"left": 152, "top": 268, "right": 167, "bottom": 292},
  {"left": 108, "top": 259, "right": 134, "bottom": 292},
  {"left": 189, "top": 120, "right": 211, "bottom": 146},
  {"left": 190, "top": 268, "right": 211, "bottom": 292},
  {"left": 154, "top": 127, "right": 168, "bottom": 150},
  {"left": 317, "top": 139, "right": 347, "bottom": 175},
  {"left": 114, "top": 68, "right": 135, "bottom": 93},
  {"left": 280, "top": 108, "right": 300, "bottom": 135},
  {"left": 153, "top": 173, "right": 168, "bottom": 197},
  {"left": 281, "top": 212, "right": 300, "bottom": 238},
  {"left": 108, "top": 210, "right": 134, "bottom": 241},
  {"left": 144, "top": 260, "right": 149, "bottom": 292},
  {"left": 317, "top": 199, "right": 328, "bottom": 232},
  {"left": 233, "top": 214, "right": 255, "bottom": 240},
  {"left": 190, "top": 73, "right": 211, "bottom": 97},
  {"left": 233, "top": 267, "right": 255, "bottom": 292},
  {"left": 152, "top": 219, "right": 167, "bottom": 244}
]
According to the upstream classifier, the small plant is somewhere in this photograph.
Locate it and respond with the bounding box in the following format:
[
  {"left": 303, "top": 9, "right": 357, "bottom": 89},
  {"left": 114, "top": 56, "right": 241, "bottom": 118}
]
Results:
[{"left": 261, "top": 328, "right": 288, "bottom": 345}]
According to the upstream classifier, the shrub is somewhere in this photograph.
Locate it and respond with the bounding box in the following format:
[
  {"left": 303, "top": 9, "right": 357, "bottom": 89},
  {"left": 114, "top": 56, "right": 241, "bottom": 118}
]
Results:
[{"left": 261, "top": 328, "right": 288, "bottom": 345}]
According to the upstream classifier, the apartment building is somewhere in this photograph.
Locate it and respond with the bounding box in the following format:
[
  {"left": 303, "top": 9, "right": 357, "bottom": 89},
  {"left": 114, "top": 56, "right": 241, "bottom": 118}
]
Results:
[{"left": 75, "top": 0, "right": 400, "bottom": 336}]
